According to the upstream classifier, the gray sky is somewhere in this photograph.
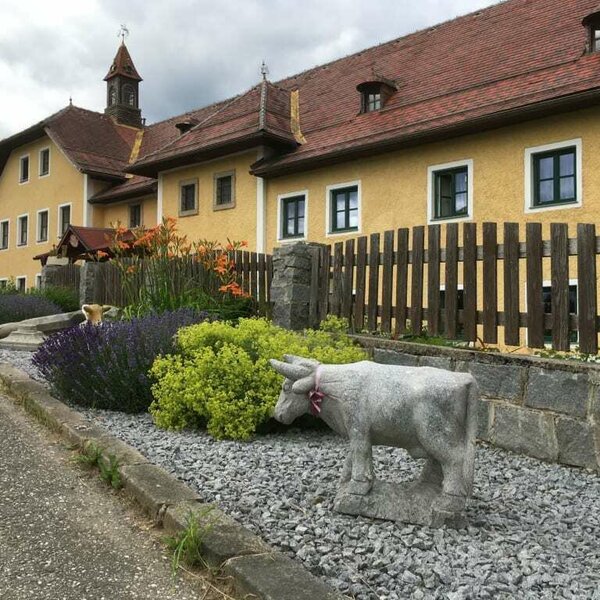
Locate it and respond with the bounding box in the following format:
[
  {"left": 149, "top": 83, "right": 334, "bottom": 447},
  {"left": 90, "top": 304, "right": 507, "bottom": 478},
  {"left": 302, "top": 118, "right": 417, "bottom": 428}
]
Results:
[{"left": 0, "top": 0, "right": 501, "bottom": 139}]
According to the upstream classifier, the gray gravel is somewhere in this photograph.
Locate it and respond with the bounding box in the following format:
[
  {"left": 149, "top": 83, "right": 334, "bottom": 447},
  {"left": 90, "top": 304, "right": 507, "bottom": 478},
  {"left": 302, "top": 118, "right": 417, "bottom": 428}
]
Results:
[{"left": 3, "top": 350, "right": 600, "bottom": 599}]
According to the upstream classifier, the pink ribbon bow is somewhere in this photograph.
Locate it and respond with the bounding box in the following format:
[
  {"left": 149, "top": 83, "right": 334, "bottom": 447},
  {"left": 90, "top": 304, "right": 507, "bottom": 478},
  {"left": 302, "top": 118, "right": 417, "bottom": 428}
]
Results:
[{"left": 309, "top": 366, "right": 324, "bottom": 416}]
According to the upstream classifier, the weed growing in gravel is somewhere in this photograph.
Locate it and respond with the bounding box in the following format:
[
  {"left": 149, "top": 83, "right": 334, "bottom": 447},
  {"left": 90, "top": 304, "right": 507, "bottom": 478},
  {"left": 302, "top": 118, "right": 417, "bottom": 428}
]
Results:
[
  {"left": 99, "top": 454, "right": 122, "bottom": 490},
  {"left": 164, "top": 508, "right": 215, "bottom": 577},
  {"left": 73, "top": 442, "right": 104, "bottom": 468}
]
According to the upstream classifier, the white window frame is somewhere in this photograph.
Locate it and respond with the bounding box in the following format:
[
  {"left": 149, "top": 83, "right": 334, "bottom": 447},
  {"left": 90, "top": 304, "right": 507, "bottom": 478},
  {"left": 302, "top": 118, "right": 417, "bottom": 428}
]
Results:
[
  {"left": 16, "top": 214, "right": 29, "bottom": 247},
  {"left": 0, "top": 219, "right": 9, "bottom": 251},
  {"left": 19, "top": 154, "right": 30, "bottom": 184},
  {"left": 325, "top": 180, "right": 362, "bottom": 237},
  {"left": 57, "top": 203, "right": 72, "bottom": 238},
  {"left": 39, "top": 147, "right": 51, "bottom": 178},
  {"left": 35, "top": 273, "right": 42, "bottom": 289},
  {"left": 0, "top": 278, "right": 8, "bottom": 289},
  {"left": 37, "top": 208, "right": 49, "bottom": 243},
  {"left": 277, "top": 190, "right": 308, "bottom": 243},
  {"left": 15, "top": 276, "right": 27, "bottom": 292},
  {"left": 524, "top": 138, "right": 583, "bottom": 213},
  {"left": 427, "top": 159, "right": 474, "bottom": 225}
]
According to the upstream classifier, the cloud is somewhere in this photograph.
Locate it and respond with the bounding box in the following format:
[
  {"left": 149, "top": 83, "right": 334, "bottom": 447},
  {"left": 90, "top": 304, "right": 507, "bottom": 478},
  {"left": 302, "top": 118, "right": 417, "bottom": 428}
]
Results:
[{"left": 0, "top": 0, "right": 499, "bottom": 138}]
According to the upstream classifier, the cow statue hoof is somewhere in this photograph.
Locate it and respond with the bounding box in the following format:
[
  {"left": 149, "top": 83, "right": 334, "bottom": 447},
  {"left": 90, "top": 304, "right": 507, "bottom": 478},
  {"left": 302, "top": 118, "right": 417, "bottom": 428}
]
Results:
[{"left": 270, "top": 355, "right": 480, "bottom": 529}]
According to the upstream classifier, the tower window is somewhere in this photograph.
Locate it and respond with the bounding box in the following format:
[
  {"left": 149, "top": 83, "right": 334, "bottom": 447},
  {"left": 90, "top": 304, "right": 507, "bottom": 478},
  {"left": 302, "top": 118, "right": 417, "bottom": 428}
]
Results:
[
  {"left": 123, "top": 85, "right": 136, "bottom": 107},
  {"left": 109, "top": 86, "right": 117, "bottom": 106}
]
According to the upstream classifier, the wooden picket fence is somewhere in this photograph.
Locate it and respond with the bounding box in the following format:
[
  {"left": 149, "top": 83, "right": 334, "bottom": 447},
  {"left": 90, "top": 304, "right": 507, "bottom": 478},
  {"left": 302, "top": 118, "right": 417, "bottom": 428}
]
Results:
[
  {"left": 94, "top": 251, "right": 273, "bottom": 316},
  {"left": 46, "top": 263, "right": 80, "bottom": 292},
  {"left": 310, "top": 222, "right": 600, "bottom": 354}
]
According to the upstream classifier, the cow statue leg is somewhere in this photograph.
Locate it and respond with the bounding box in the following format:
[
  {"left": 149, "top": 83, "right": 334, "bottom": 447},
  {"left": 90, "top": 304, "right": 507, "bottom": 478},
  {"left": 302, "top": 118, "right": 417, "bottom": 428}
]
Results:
[
  {"left": 418, "top": 457, "right": 443, "bottom": 488},
  {"left": 344, "top": 434, "right": 374, "bottom": 496},
  {"left": 339, "top": 454, "right": 352, "bottom": 484},
  {"left": 433, "top": 456, "right": 469, "bottom": 513}
]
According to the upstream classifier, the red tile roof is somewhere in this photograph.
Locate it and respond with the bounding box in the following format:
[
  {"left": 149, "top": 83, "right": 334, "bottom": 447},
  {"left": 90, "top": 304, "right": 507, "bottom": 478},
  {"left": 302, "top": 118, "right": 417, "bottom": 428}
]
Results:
[{"left": 89, "top": 175, "right": 156, "bottom": 203}]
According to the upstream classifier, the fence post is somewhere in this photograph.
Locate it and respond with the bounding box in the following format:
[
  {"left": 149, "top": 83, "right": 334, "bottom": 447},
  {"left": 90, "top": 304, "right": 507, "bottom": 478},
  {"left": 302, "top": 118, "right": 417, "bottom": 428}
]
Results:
[
  {"left": 270, "top": 242, "right": 325, "bottom": 331},
  {"left": 79, "top": 262, "right": 105, "bottom": 306}
]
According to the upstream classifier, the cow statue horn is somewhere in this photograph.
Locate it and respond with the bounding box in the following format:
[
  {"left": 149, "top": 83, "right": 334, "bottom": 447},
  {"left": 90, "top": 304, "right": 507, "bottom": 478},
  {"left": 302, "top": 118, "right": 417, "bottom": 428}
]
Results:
[{"left": 269, "top": 359, "right": 312, "bottom": 381}]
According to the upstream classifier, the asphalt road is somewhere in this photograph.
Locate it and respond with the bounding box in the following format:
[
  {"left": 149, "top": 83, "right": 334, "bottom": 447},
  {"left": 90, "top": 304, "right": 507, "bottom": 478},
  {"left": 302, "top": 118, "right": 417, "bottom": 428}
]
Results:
[{"left": 0, "top": 394, "right": 224, "bottom": 600}]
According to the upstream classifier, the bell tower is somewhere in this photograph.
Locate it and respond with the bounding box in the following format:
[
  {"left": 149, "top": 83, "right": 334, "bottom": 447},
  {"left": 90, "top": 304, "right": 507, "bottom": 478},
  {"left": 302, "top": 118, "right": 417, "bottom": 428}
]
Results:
[{"left": 104, "top": 32, "right": 143, "bottom": 128}]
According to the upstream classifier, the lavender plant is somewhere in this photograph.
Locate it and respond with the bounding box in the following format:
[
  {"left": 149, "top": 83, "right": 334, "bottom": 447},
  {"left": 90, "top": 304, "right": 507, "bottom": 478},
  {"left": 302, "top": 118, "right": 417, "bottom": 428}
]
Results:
[
  {"left": 0, "top": 294, "right": 62, "bottom": 324},
  {"left": 33, "top": 309, "right": 211, "bottom": 412}
]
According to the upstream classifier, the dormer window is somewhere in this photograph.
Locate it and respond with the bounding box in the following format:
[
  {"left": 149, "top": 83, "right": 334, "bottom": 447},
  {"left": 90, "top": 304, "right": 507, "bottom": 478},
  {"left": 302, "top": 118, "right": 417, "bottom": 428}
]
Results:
[
  {"left": 356, "top": 79, "right": 397, "bottom": 114},
  {"left": 583, "top": 11, "right": 600, "bottom": 53}
]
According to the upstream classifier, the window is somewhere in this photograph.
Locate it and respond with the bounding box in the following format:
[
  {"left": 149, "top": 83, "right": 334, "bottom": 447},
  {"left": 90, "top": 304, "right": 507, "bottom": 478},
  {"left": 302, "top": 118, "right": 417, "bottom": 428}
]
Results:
[
  {"left": 129, "top": 204, "right": 142, "bottom": 228},
  {"left": 19, "top": 156, "right": 29, "bottom": 183},
  {"left": 16, "top": 277, "right": 26, "bottom": 292},
  {"left": 428, "top": 160, "right": 473, "bottom": 223},
  {"left": 179, "top": 180, "right": 198, "bottom": 216},
  {"left": 123, "top": 85, "right": 136, "bottom": 107},
  {"left": 37, "top": 210, "right": 49, "bottom": 242},
  {"left": 329, "top": 184, "right": 359, "bottom": 233},
  {"left": 357, "top": 81, "right": 395, "bottom": 113},
  {"left": 213, "top": 172, "right": 235, "bottom": 209},
  {"left": 363, "top": 91, "right": 381, "bottom": 112},
  {"left": 594, "top": 27, "right": 600, "bottom": 52},
  {"left": 35, "top": 274, "right": 42, "bottom": 290},
  {"left": 525, "top": 139, "right": 582, "bottom": 212},
  {"left": 109, "top": 86, "right": 117, "bottom": 105},
  {"left": 0, "top": 280, "right": 7, "bottom": 289},
  {"left": 58, "top": 204, "right": 71, "bottom": 236},
  {"left": 39, "top": 148, "right": 50, "bottom": 177},
  {"left": 542, "top": 283, "right": 578, "bottom": 344},
  {"left": 280, "top": 194, "right": 306, "bottom": 240},
  {"left": 532, "top": 147, "right": 576, "bottom": 206},
  {"left": 0, "top": 221, "right": 8, "bottom": 250},
  {"left": 17, "top": 215, "right": 28, "bottom": 246}
]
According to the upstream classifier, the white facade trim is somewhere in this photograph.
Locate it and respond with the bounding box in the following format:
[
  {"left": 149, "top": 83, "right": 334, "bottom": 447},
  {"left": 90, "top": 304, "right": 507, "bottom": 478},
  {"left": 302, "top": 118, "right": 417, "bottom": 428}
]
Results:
[
  {"left": 38, "top": 146, "right": 51, "bottom": 178},
  {"left": 0, "top": 219, "right": 9, "bottom": 251},
  {"left": 325, "top": 180, "right": 362, "bottom": 237},
  {"left": 277, "top": 190, "right": 308, "bottom": 243},
  {"left": 16, "top": 213, "right": 29, "bottom": 247},
  {"left": 58, "top": 202, "right": 72, "bottom": 239},
  {"left": 36, "top": 208, "right": 50, "bottom": 244}
]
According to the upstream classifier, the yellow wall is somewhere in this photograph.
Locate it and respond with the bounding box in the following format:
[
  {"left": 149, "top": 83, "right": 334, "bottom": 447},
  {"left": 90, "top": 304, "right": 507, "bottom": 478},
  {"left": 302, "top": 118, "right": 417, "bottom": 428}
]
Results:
[
  {"left": 0, "top": 136, "right": 83, "bottom": 287},
  {"left": 97, "top": 194, "right": 157, "bottom": 229},
  {"left": 160, "top": 151, "right": 258, "bottom": 247},
  {"left": 266, "top": 106, "right": 600, "bottom": 250}
]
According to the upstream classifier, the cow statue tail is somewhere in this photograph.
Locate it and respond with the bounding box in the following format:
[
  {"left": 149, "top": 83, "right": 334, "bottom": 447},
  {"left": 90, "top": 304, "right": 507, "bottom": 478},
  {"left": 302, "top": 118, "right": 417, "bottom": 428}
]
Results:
[{"left": 462, "top": 377, "right": 479, "bottom": 498}]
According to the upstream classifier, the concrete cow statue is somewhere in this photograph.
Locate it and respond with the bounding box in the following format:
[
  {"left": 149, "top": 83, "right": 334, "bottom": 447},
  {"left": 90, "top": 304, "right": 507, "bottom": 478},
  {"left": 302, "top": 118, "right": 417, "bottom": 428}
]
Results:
[{"left": 270, "top": 355, "right": 479, "bottom": 527}]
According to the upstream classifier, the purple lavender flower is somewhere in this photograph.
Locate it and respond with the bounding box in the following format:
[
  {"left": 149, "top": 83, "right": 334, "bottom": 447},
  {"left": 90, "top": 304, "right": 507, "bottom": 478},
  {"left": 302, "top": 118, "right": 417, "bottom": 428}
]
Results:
[
  {"left": 0, "top": 294, "right": 62, "bottom": 324},
  {"left": 32, "top": 308, "right": 212, "bottom": 412}
]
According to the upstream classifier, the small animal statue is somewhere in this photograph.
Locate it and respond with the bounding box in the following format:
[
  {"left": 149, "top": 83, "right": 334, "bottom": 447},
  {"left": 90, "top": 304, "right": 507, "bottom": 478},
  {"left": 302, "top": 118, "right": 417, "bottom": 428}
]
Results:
[
  {"left": 81, "top": 304, "right": 113, "bottom": 326},
  {"left": 270, "top": 355, "right": 479, "bottom": 523}
]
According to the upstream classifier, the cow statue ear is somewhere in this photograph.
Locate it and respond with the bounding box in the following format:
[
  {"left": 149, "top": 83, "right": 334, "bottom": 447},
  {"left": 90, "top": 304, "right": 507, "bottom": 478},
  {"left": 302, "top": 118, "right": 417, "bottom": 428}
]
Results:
[
  {"left": 102, "top": 305, "right": 112, "bottom": 313},
  {"left": 292, "top": 375, "right": 315, "bottom": 395},
  {"left": 81, "top": 304, "right": 91, "bottom": 315}
]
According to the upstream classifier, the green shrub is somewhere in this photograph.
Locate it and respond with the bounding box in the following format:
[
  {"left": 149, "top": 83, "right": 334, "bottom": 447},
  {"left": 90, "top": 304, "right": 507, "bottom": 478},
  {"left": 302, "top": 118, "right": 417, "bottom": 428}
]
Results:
[
  {"left": 149, "top": 317, "right": 367, "bottom": 441},
  {"left": 29, "top": 286, "right": 80, "bottom": 312}
]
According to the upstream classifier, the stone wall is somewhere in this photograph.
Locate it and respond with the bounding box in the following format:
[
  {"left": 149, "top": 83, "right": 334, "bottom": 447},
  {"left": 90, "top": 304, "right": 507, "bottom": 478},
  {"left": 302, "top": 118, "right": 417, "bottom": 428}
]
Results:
[{"left": 354, "top": 336, "right": 600, "bottom": 472}]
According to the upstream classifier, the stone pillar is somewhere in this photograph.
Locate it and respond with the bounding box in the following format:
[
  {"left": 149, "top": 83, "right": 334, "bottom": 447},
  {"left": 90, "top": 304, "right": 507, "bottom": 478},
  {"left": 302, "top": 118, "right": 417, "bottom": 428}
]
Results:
[
  {"left": 79, "top": 262, "right": 105, "bottom": 305},
  {"left": 270, "top": 242, "right": 323, "bottom": 331}
]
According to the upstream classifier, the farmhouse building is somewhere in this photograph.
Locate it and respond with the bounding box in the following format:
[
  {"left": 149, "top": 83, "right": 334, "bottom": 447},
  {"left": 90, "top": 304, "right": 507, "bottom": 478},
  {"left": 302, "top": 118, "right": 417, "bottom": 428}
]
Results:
[{"left": 1, "top": 0, "right": 600, "bottom": 289}]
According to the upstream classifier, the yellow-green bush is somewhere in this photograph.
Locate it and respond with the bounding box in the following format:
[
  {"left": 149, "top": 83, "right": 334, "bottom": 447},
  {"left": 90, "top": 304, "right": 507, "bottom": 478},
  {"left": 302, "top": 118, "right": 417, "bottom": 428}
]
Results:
[{"left": 149, "top": 317, "right": 367, "bottom": 440}]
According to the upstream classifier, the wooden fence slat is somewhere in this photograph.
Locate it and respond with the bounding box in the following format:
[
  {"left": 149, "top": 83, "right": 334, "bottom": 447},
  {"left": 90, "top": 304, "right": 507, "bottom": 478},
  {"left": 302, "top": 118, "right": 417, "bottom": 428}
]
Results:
[
  {"left": 308, "top": 248, "right": 320, "bottom": 328},
  {"left": 503, "top": 223, "right": 520, "bottom": 346},
  {"left": 427, "top": 225, "right": 441, "bottom": 335},
  {"left": 318, "top": 246, "right": 331, "bottom": 323},
  {"left": 381, "top": 231, "right": 394, "bottom": 334},
  {"left": 250, "top": 252, "right": 258, "bottom": 302},
  {"left": 463, "top": 223, "right": 477, "bottom": 342},
  {"left": 342, "top": 239, "right": 355, "bottom": 322},
  {"left": 410, "top": 227, "right": 425, "bottom": 334},
  {"left": 551, "top": 223, "right": 570, "bottom": 351},
  {"left": 394, "top": 228, "right": 409, "bottom": 335},
  {"left": 577, "top": 223, "right": 598, "bottom": 354},
  {"left": 444, "top": 223, "right": 458, "bottom": 340},
  {"left": 354, "top": 237, "right": 368, "bottom": 332},
  {"left": 242, "top": 251, "right": 250, "bottom": 294},
  {"left": 482, "top": 222, "right": 498, "bottom": 344},
  {"left": 266, "top": 254, "right": 273, "bottom": 309},
  {"left": 526, "top": 223, "right": 544, "bottom": 348},
  {"left": 331, "top": 242, "right": 344, "bottom": 317},
  {"left": 367, "top": 233, "right": 381, "bottom": 332}
]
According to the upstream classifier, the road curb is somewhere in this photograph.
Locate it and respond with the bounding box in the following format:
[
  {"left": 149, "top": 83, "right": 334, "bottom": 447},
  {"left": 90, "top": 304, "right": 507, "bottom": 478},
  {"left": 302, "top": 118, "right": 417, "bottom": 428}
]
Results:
[{"left": 0, "top": 364, "right": 343, "bottom": 600}]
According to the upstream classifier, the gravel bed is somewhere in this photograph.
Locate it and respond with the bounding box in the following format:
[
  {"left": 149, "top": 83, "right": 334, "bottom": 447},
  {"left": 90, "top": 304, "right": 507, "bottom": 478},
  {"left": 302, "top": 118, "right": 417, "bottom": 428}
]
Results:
[
  {"left": 0, "top": 349, "right": 43, "bottom": 381},
  {"left": 1, "top": 350, "right": 599, "bottom": 599}
]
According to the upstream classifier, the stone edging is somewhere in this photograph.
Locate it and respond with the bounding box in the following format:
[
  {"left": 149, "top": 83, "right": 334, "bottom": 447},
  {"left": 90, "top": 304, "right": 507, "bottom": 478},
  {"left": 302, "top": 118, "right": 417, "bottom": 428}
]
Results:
[{"left": 0, "top": 364, "right": 342, "bottom": 600}]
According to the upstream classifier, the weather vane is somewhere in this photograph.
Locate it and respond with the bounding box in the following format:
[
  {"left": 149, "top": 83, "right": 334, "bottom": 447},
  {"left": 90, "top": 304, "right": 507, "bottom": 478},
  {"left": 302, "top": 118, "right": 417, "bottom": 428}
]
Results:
[
  {"left": 117, "top": 24, "right": 129, "bottom": 43},
  {"left": 260, "top": 60, "right": 269, "bottom": 81}
]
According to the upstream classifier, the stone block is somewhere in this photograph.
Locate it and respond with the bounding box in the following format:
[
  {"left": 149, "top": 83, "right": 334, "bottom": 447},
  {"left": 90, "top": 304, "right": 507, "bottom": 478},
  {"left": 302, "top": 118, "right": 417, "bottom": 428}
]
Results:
[
  {"left": 419, "top": 355, "right": 453, "bottom": 370},
  {"left": 556, "top": 417, "right": 598, "bottom": 470},
  {"left": 457, "top": 361, "right": 524, "bottom": 400},
  {"left": 120, "top": 463, "right": 200, "bottom": 521},
  {"left": 373, "top": 349, "right": 418, "bottom": 367},
  {"left": 477, "top": 398, "right": 493, "bottom": 442},
  {"left": 0, "top": 326, "right": 46, "bottom": 351},
  {"left": 225, "top": 553, "right": 341, "bottom": 600},
  {"left": 492, "top": 405, "right": 558, "bottom": 461},
  {"left": 525, "top": 368, "right": 588, "bottom": 418}
]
